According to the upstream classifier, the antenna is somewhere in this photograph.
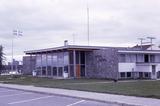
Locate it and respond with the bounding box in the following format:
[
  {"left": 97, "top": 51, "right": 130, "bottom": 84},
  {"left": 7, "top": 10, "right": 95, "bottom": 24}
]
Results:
[
  {"left": 72, "top": 33, "right": 76, "bottom": 45},
  {"left": 138, "top": 38, "right": 145, "bottom": 49},
  {"left": 87, "top": 4, "right": 90, "bottom": 45},
  {"left": 147, "top": 37, "right": 156, "bottom": 50}
]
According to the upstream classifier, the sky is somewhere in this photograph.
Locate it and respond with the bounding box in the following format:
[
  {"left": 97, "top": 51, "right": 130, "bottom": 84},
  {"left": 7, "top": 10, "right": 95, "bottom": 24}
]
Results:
[{"left": 0, "top": 0, "right": 160, "bottom": 62}]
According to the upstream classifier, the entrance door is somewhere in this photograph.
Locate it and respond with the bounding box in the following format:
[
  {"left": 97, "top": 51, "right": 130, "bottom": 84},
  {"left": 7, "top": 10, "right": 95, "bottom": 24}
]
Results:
[{"left": 152, "top": 65, "right": 156, "bottom": 79}]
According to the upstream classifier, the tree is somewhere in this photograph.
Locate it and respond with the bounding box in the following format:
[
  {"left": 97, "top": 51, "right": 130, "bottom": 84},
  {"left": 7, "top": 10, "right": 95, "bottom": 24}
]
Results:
[{"left": 0, "top": 45, "right": 4, "bottom": 73}]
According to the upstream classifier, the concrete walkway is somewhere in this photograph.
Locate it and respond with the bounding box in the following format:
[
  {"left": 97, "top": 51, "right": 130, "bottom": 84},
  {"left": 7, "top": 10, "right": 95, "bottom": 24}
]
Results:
[{"left": 0, "top": 83, "right": 159, "bottom": 106}]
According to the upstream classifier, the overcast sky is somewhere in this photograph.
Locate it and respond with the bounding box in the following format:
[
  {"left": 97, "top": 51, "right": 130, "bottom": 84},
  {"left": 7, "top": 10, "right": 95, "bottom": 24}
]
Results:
[{"left": 0, "top": 0, "right": 160, "bottom": 62}]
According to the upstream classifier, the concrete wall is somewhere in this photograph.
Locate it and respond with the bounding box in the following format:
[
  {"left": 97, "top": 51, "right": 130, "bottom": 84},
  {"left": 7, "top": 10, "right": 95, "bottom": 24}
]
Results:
[
  {"left": 85, "top": 48, "right": 119, "bottom": 79},
  {"left": 23, "top": 56, "right": 36, "bottom": 75},
  {"left": 136, "top": 65, "right": 151, "bottom": 72},
  {"left": 118, "top": 63, "right": 136, "bottom": 72}
]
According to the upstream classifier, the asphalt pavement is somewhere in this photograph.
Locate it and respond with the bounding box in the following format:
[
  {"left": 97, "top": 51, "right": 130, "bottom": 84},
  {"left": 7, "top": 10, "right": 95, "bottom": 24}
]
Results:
[{"left": 0, "top": 87, "right": 119, "bottom": 106}]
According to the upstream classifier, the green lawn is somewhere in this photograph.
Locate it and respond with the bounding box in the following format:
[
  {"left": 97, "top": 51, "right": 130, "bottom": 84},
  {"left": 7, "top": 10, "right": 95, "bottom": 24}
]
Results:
[{"left": 0, "top": 75, "right": 160, "bottom": 99}]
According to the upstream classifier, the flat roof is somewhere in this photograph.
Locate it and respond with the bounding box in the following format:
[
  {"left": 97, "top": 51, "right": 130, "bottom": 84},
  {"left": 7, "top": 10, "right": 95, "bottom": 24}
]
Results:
[{"left": 24, "top": 45, "right": 122, "bottom": 54}]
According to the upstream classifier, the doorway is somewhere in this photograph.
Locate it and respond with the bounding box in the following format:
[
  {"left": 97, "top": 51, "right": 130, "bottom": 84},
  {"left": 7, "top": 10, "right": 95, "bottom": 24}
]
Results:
[{"left": 152, "top": 65, "right": 156, "bottom": 79}]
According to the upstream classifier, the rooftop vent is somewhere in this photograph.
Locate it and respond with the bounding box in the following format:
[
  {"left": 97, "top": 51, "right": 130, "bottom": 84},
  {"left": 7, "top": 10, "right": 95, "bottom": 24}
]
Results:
[{"left": 64, "top": 40, "right": 68, "bottom": 46}]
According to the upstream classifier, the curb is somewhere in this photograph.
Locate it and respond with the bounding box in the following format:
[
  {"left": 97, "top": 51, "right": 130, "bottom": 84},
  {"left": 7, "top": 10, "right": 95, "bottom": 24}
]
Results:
[{"left": 0, "top": 84, "right": 141, "bottom": 106}]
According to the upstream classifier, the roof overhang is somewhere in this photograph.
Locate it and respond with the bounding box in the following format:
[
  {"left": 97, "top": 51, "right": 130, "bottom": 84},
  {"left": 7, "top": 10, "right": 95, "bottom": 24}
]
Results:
[
  {"left": 24, "top": 45, "right": 105, "bottom": 55},
  {"left": 118, "top": 50, "right": 160, "bottom": 54}
]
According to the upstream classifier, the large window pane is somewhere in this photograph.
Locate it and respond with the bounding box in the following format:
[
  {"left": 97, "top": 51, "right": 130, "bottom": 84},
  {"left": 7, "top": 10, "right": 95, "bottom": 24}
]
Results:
[
  {"left": 76, "top": 51, "right": 79, "bottom": 64},
  {"left": 52, "top": 53, "right": 57, "bottom": 66},
  {"left": 36, "top": 67, "right": 41, "bottom": 75},
  {"left": 53, "top": 67, "right": 57, "bottom": 76},
  {"left": 58, "top": 67, "right": 63, "bottom": 76},
  {"left": 137, "top": 54, "right": 144, "bottom": 62},
  {"left": 150, "top": 55, "right": 155, "bottom": 62},
  {"left": 64, "top": 52, "right": 69, "bottom": 65},
  {"left": 80, "top": 52, "right": 85, "bottom": 64},
  {"left": 80, "top": 65, "right": 85, "bottom": 77},
  {"left": 47, "top": 66, "right": 51, "bottom": 76},
  {"left": 36, "top": 55, "right": 41, "bottom": 67},
  {"left": 69, "top": 51, "right": 73, "bottom": 64},
  {"left": 58, "top": 53, "right": 64, "bottom": 66},
  {"left": 42, "top": 67, "right": 46, "bottom": 75},
  {"left": 119, "top": 54, "right": 125, "bottom": 62},
  {"left": 70, "top": 65, "right": 74, "bottom": 77},
  {"left": 64, "top": 65, "right": 68, "bottom": 73},
  {"left": 47, "top": 54, "right": 52, "bottom": 66},
  {"left": 42, "top": 54, "right": 47, "bottom": 66}
]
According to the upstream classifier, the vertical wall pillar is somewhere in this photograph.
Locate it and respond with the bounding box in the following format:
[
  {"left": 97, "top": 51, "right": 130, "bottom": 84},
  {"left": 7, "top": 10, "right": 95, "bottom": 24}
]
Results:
[
  {"left": 30, "top": 55, "right": 32, "bottom": 74},
  {"left": 73, "top": 50, "right": 76, "bottom": 78},
  {"left": 56, "top": 52, "right": 58, "bottom": 77},
  {"left": 51, "top": 53, "right": 53, "bottom": 77},
  {"left": 68, "top": 52, "right": 70, "bottom": 78},
  {"left": 41, "top": 54, "right": 43, "bottom": 76},
  {"left": 46, "top": 52, "right": 48, "bottom": 77},
  {"left": 84, "top": 52, "right": 87, "bottom": 77}
]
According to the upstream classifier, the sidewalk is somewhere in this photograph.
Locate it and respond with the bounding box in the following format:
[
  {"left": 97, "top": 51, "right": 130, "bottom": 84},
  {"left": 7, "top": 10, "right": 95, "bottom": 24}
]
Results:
[{"left": 0, "top": 83, "right": 159, "bottom": 106}]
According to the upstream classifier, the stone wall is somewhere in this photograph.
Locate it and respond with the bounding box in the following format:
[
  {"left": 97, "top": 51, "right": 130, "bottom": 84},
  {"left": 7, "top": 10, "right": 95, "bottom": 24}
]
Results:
[{"left": 85, "top": 48, "right": 119, "bottom": 79}]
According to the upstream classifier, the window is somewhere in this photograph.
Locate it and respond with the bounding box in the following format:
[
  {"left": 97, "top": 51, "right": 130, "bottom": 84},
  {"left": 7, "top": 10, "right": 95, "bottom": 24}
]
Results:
[
  {"left": 64, "top": 66, "right": 68, "bottom": 73},
  {"left": 69, "top": 65, "right": 74, "bottom": 77},
  {"left": 81, "top": 65, "right": 85, "bottom": 77},
  {"left": 47, "top": 54, "right": 52, "bottom": 66},
  {"left": 144, "top": 54, "right": 149, "bottom": 63},
  {"left": 36, "top": 55, "right": 41, "bottom": 67},
  {"left": 36, "top": 67, "right": 41, "bottom": 75},
  {"left": 120, "top": 72, "right": 125, "bottom": 78},
  {"left": 76, "top": 51, "right": 80, "bottom": 64},
  {"left": 42, "top": 54, "right": 47, "bottom": 66},
  {"left": 69, "top": 51, "right": 73, "bottom": 64},
  {"left": 64, "top": 52, "right": 69, "bottom": 65},
  {"left": 119, "top": 54, "right": 125, "bottom": 62},
  {"left": 137, "top": 54, "right": 144, "bottom": 62},
  {"left": 47, "top": 66, "right": 51, "bottom": 76},
  {"left": 127, "top": 72, "right": 131, "bottom": 78},
  {"left": 139, "top": 72, "right": 143, "bottom": 78},
  {"left": 152, "top": 65, "right": 156, "bottom": 75},
  {"left": 57, "top": 53, "right": 64, "bottom": 66},
  {"left": 42, "top": 67, "right": 46, "bottom": 75},
  {"left": 53, "top": 67, "right": 57, "bottom": 76},
  {"left": 80, "top": 52, "right": 85, "bottom": 64},
  {"left": 150, "top": 55, "right": 155, "bottom": 62},
  {"left": 144, "top": 72, "right": 149, "bottom": 78},
  {"left": 58, "top": 67, "right": 63, "bottom": 76},
  {"left": 52, "top": 53, "right": 57, "bottom": 66}
]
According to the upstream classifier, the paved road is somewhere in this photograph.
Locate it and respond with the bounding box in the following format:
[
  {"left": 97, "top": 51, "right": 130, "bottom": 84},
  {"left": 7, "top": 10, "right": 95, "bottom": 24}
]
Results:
[{"left": 0, "top": 87, "right": 119, "bottom": 106}]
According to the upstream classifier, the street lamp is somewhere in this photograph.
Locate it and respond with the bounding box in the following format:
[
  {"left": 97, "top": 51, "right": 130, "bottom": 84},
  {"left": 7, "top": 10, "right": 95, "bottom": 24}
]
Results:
[{"left": 11, "top": 29, "right": 23, "bottom": 71}]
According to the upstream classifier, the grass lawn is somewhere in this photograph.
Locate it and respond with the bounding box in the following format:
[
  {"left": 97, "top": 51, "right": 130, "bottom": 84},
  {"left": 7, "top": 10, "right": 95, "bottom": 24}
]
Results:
[{"left": 0, "top": 75, "right": 160, "bottom": 99}]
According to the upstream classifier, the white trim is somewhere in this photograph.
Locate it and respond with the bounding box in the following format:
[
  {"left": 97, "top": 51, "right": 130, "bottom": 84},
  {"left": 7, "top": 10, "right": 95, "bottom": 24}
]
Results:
[{"left": 118, "top": 50, "right": 160, "bottom": 54}]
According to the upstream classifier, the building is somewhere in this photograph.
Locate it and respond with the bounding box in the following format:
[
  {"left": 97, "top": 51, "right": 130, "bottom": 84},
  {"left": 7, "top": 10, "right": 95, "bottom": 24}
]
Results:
[
  {"left": 24, "top": 43, "right": 160, "bottom": 80},
  {"left": 3, "top": 59, "right": 23, "bottom": 74},
  {"left": 22, "top": 56, "right": 36, "bottom": 75}
]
